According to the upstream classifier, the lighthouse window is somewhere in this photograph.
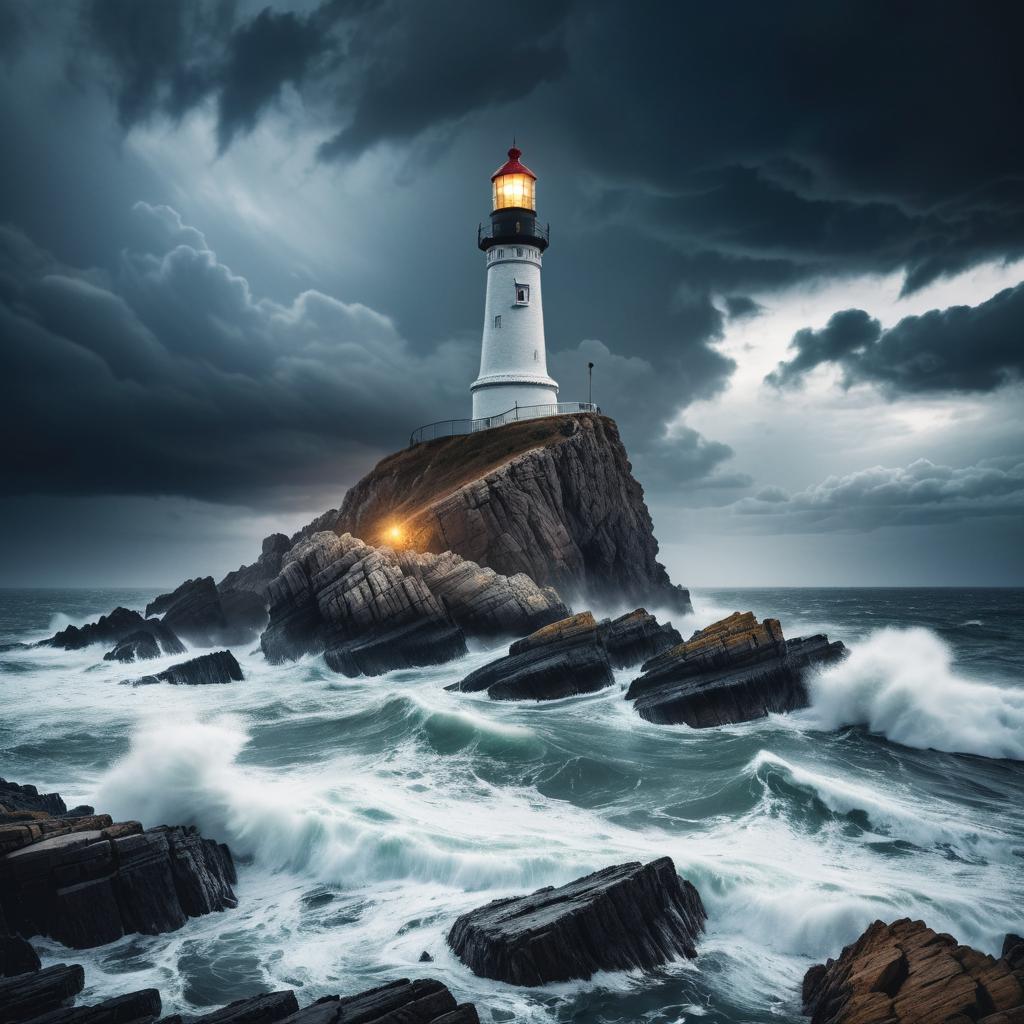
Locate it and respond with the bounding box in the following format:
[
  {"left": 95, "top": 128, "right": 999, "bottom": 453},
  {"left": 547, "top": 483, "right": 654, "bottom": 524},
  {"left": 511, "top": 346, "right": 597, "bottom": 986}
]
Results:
[
  {"left": 515, "top": 284, "right": 530, "bottom": 305},
  {"left": 493, "top": 315, "right": 502, "bottom": 329},
  {"left": 516, "top": 247, "right": 523, "bottom": 257}
]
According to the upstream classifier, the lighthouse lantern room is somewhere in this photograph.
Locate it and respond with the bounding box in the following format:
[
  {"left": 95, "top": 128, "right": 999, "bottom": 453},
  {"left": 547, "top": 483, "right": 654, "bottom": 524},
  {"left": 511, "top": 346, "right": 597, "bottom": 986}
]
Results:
[{"left": 471, "top": 146, "right": 559, "bottom": 419}]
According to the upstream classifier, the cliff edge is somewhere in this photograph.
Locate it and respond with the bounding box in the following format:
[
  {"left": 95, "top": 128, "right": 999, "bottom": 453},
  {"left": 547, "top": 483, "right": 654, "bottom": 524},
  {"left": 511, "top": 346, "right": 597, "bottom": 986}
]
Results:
[{"left": 307, "top": 414, "right": 690, "bottom": 612}]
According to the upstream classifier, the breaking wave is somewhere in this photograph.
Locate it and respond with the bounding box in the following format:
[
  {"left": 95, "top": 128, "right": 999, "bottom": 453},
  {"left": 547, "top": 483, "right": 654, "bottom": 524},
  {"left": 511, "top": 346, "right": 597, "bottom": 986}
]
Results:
[{"left": 807, "top": 627, "right": 1024, "bottom": 760}]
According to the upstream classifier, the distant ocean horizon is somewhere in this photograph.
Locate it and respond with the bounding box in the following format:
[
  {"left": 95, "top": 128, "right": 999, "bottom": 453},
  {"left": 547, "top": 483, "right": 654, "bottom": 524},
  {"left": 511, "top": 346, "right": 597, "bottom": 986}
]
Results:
[{"left": 2, "top": 585, "right": 1023, "bottom": 1023}]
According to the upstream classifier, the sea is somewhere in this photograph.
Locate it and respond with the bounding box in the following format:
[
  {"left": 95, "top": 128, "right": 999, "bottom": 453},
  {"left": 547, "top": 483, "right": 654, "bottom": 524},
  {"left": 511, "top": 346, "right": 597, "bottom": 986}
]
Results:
[{"left": 1, "top": 587, "right": 1023, "bottom": 1023}]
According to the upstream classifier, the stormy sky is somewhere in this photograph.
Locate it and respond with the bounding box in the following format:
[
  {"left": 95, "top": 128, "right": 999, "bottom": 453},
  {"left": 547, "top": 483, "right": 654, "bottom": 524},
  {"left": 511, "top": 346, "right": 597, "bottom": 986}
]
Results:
[{"left": 2, "top": 0, "right": 1022, "bottom": 587}]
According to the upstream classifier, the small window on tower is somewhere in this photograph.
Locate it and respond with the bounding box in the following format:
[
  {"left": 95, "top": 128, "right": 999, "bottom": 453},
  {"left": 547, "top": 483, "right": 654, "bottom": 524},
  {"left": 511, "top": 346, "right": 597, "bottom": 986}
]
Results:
[
  {"left": 515, "top": 284, "right": 530, "bottom": 305},
  {"left": 494, "top": 315, "right": 502, "bottom": 329},
  {"left": 516, "top": 247, "right": 523, "bottom": 257}
]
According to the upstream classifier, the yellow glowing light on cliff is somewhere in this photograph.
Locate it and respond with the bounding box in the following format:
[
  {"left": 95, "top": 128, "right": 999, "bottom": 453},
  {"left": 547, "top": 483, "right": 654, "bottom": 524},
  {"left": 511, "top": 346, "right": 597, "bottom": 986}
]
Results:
[{"left": 386, "top": 525, "right": 405, "bottom": 545}]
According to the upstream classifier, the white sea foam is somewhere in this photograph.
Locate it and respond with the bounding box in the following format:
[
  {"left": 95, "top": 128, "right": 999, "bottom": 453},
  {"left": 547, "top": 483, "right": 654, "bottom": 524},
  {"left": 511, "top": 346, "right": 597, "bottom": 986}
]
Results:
[{"left": 806, "top": 627, "right": 1024, "bottom": 760}]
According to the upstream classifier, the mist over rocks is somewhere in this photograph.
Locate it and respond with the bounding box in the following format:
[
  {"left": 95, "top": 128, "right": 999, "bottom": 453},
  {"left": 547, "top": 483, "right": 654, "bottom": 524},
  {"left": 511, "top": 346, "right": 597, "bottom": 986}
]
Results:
[
  {"left": 42, "top": 608, "right": 184, "bottom": 655},
  {"left": 448, "top": 857, "right": 706, "bottom": 986},
  {"left": 146, "top": 576, "right": 267, "bottom": 647}
]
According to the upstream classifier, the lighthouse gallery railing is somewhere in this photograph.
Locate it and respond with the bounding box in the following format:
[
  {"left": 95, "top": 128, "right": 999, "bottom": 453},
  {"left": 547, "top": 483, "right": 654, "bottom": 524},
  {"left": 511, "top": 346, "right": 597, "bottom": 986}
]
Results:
[{"left": 409, "top": 402, "right": 600, "bottom": 446}]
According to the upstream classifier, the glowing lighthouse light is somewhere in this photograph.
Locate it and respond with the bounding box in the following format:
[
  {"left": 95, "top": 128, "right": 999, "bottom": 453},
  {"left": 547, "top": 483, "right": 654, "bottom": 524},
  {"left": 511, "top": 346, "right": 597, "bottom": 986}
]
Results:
[{"left": 471, "top": 145, "right": 559, "bottom": 420}]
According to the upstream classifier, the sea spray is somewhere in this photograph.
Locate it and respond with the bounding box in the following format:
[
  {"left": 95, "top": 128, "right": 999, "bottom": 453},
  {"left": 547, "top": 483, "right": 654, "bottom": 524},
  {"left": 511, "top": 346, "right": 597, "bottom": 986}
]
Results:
[{"left": 807, "top": 626, "right": 1024, "bottom": 760}]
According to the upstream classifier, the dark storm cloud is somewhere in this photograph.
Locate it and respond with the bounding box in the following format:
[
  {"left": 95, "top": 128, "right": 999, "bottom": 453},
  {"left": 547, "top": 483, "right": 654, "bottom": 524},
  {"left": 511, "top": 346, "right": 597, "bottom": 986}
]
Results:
[
  {"left": 766, "top": 284, "right": 1024, "bottom": 395},
  {"left": 732, "top": 457, "right": 1024, "bottom": 533},
  {"left": 0, "top": 204, "right": 474, "bottom": 504},
  {"left": 76, "top": 0, "right": 1024, "bottom": 297},
  {"left": 83, "top": 0, "right": 353, "bottom": 150}
]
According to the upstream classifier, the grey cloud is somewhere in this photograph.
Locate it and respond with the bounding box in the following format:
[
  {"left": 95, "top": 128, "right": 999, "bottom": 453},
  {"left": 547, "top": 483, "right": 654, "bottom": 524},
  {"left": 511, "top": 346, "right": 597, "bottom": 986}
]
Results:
[
  {"left": 733, "top": 457, "right": 1024, "bottom": 532},
  {"left": 1, "top": 203, "right": 475, "bottom": 505},
  {"left": 767, "top": 283, "right": 1024, "bottom": 395}
]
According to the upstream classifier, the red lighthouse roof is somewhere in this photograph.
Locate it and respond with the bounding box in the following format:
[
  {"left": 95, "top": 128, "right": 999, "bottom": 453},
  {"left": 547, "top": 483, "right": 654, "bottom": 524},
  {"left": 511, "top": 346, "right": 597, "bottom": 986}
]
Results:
[{"left": 491, "top": 146, "right": 536, "bottom": 181}]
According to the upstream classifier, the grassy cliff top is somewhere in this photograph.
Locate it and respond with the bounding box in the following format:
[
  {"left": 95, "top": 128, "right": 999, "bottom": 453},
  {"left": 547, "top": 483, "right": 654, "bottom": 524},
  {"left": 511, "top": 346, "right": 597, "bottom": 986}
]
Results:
[{"left": 336, "top": 413, "right": 616, "bottom": 542}]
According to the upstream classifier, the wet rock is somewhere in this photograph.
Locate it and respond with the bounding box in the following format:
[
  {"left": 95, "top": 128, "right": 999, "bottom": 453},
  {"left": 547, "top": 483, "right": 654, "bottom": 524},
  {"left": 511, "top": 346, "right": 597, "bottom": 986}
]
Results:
[
  {"left": 449, "top": 608, "right": 680, "bottom": 702},
  {"left": 419, "top": 950, "right": 434, "bottom": 963},
  {"left": 803, "top": 918, "right": 1024, "bottom": 1024},
  {"left": 329, "top": 414, "right": 690, "bottom": 613},
  {"left": 102, "top": 631, "right": 159, "bottom": 663},
  {"left": 323, "top": 620, "right": 467, "bottom": 678},
  {"left": 447, "top": 856, "right": 706, "bottom": 986},
  {"left": 1004, "top": 933, "right": 1024, "bottom": 971},
  {"left": 260, "top": 533, "right": 566, "bottom": 676},
  {"left": 125, "top": 650, "right": 244, "bottom": 687},
  {"left": 598, "top": 609, "right": 681, "bottom": 669},
  {"left": 0, "top": 963, "right": 85, "bottom": 1021},
  {"left": 146, "top": 577, "right": 227, "bottom": 646},
  {"left": 280, "top": 979, "right": 478, "bottom": 1024},
  {"left": 181, "top": 991, "right": 299, "bottom": 1024},
  {"left": 0, "top": 822, "right": 236, "bottom": 950},
  {"left": 0, "top": 779, "right": 67, "bottom": 817},
  {"left": 25, "top": 987, "right": 163, "bottom": 1023},
  {"left": 0, "top": 934, "right": 40, "bottom": 977},
  {"left": 450, "top": 612, "right": 613, "bottom": 701},
  {"left": 219, "top": 533, "right": 291, "bottom": 600},
  {"left": 625, "top": 612, "right": 847, "bottom": 727}
]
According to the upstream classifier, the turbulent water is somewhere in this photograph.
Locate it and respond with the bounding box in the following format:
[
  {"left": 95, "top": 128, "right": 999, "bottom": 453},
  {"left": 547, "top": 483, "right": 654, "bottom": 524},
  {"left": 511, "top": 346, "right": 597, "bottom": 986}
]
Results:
[{"left": 2, "top": 587, "right": 1023, "bottom": 1023}]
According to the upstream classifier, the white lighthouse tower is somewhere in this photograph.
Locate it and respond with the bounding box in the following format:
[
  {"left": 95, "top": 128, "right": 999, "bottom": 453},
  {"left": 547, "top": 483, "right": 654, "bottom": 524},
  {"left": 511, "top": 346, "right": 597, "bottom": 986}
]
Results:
[{"left": 471, "top": 146, "right": 559, "bottom": 419}]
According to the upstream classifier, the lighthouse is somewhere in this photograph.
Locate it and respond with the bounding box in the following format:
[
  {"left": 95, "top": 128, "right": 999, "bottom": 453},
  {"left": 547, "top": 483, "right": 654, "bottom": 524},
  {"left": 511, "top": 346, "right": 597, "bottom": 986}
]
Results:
[{"left": 471, "top": 146, "right": 559, "bottom": 419}]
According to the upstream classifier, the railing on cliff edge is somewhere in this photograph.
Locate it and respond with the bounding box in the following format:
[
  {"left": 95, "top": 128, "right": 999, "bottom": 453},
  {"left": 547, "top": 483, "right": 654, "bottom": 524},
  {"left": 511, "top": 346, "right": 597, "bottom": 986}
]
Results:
[{"left": 409, "top": 402, "right": 601, "bottom": 447}]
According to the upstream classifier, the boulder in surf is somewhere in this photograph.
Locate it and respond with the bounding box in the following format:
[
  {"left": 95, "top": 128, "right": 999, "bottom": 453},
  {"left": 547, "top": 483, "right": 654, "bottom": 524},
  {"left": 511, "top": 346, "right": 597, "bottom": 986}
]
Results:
[
  {"left": 803, "top": 917, "right": 1024, "bottom": 1024},
  {"left": 125, "top": 649, "right": 244, "bottom": 687},
  {"left": 625, "top": 611, "right": 847, "bottom": 727},
  {"left": 447, "top": 856, "right": 706, "bottom": 985}
]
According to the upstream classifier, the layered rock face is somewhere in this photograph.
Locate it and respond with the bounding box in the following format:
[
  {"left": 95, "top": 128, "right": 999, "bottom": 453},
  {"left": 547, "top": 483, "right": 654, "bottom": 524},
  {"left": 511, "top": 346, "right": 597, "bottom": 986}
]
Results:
[
  {"left": 803, "top": 919, "right": 1024, "bottom": 1024},
  {"left": 318, "top": 414, "right": 688, "bottom": 613},
  {"left": 448, "top": 857, "right": 706, "bottom": 986},
  {"left": 0, "top": 783, "right": 236, "bottom": 950},
  {"left": 450, "top": 609, "right": 680, "bottom": 702},
  {"left": 625, "top": 611, "right": 847, "bottom": 727},
  {"left": 219, "top": 533, "right": 291, "bottom": 599},
  {"left": 126, "top": 650, "right": 244, "bottom": 687},
  {"left": 0, "top": 957, "right": 479, "bottom": 1024},
  {"left": 260, "top": 532, "right": 567, "bottom": 676}
]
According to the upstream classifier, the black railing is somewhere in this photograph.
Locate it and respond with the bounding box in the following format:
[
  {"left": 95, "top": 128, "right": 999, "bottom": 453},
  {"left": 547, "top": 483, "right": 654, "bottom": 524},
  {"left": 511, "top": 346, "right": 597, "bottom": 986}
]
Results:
[
  {"left": 478, "top": 221, "right": 550, "bottom": 249},
  {"left": 410, "top": 402, "right": 600, "bottom": 446}
]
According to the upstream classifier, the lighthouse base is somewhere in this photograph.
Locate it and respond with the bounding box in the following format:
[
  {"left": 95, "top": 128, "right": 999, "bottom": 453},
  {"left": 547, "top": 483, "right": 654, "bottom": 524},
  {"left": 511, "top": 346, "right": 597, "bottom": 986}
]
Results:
[{"left": 471, "top": 376, "right": 559, "bottom": 420}]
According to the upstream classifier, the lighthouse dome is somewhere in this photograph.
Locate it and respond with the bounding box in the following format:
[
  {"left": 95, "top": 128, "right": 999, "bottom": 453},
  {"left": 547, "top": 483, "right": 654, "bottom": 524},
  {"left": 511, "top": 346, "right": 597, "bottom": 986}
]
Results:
[{"left": 491, "top": 146, "right": 537, "bottom": 211}]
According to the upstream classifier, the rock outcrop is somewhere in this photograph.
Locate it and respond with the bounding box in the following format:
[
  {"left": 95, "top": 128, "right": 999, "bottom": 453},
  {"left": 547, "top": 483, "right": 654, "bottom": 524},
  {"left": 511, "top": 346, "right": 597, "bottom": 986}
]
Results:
[
  {"left": 0, "top": 956, "right": 479, "bottom": 1024},
  {"left": 146, "top": 577, "right": 266, "bottom": 647},
  {"left": 125, "top": 650, "right": 244, "bottom": 687},
  {"left": 219, "top": 533, "right": 291, "bottom": 599},
  {"left": 625, "top": 611, "right": 847, "bottom": 727},
  {"left": 260, "top": 531, "right": 567, "bottom": 676},
  {"left": 0, "top": 779, "right": 68, "bottom": 817},
  {"left": 313, "top": 414, "right": 689, "bottom": 613},
  {"left": 42, "top": 609, "right": 183, "bottom": 655},
  {"left": 447, "top": 856, "right": 706, "bottom": 986},
  {"left": 0, "top": 963, "right": 86, "bottom": 1021},
  {"left": 0, "top": 782, "right": 236, "bottom": 950},
  {"left": 450, "top": 612, "right": 614, "bottom": 701},
  {"left": 803, "top": 919, "right": 1024, "bottom": 1024},
  {"left": 449, "top": 609, "right": 680, "bottom": 702},
  {"left": 0, "top": 934, "right": 40, "bottom": 977}
]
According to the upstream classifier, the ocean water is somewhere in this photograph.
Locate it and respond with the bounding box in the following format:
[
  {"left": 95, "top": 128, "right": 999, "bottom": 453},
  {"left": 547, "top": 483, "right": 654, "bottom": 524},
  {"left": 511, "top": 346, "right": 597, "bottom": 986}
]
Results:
[{"left": 1, "top": 587, "right": 1023, "bottom": 1023}]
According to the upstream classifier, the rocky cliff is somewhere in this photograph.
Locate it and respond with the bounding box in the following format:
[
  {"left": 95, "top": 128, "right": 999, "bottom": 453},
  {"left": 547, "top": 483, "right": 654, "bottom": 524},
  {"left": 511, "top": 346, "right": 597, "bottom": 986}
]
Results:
[{"left": 307, "top": 414, "right": 689, "bottom": 612}]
